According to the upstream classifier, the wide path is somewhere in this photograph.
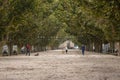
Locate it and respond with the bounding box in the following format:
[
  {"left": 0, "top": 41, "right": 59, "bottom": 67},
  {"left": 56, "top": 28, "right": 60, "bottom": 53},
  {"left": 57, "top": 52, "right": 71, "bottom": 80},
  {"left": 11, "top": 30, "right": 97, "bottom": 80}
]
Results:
[{"left": 0, "top": 49, "right": 120, "bottom": 80}]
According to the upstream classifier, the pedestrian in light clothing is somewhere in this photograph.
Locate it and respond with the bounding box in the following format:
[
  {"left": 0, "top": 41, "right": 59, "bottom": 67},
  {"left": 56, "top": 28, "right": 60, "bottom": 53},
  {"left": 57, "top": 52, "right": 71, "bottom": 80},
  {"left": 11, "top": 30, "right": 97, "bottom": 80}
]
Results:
[
  {"left": 65, "top": 47, "right": 68, "bottom": 54},
  {"left": 21, "top": 46, "right": 25, "bottom": 54},
  {"left": 26, "top": 44, "right": 31, "bottom": 56},
  {"left": 81, "top": 45, "right": 85, "bottom": 55}
]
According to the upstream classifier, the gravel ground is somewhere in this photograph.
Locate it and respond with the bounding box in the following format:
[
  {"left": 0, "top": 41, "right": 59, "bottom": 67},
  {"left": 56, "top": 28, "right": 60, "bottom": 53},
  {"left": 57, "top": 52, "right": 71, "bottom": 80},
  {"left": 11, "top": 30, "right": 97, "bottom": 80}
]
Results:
[{"left": 0, "top": 49, "right": 120, "bottom": 80}]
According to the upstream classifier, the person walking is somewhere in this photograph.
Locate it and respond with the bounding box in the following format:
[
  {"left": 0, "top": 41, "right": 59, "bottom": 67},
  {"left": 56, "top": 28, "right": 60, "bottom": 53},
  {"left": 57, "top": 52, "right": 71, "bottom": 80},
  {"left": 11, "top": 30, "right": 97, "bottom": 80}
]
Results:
[
  {"left": 65, "top": 47, "right": 68, "bottom": 54},
  {"left": 93, "top": 46, "right": 95, "bottom": 52},
  {"left": 21, "top": 46, "right": 25, "bottom": 54},
  {"left": 81, "top": 45, "right": 85, "bottom": 55},
  {"left": 26, "top": 44, "right": 31, "bottom": 56}
]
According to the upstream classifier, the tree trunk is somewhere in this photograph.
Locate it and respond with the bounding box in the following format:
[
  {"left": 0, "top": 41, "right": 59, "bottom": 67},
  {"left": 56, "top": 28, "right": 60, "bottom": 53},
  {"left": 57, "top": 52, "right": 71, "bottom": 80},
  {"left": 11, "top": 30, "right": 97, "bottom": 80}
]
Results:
[
  {"left": 86, "top": 44, "right": 90, "bottom": 51},
  {"left": 85, "top": 40, "right": 93, "bottom": 51},
  {"left": 94, "top": 41, "right": 102, "bottom": 53},
  {"left": 118, "top": 41, "right": 120, "bottom": 56}
]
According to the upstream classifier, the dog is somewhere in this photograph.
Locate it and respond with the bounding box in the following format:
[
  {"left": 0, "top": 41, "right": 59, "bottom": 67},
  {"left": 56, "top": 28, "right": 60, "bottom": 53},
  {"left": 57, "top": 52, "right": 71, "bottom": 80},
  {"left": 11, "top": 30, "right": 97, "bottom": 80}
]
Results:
[{"left": 34, "top": 53, "right": 39, "bottom": 56}]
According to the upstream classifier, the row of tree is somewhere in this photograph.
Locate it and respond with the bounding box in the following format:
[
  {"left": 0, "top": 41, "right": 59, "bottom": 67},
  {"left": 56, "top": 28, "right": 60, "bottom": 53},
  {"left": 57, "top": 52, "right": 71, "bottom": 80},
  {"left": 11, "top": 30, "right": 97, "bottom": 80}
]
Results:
[
  {"left": 0, "top": 0, "right": 120, "bottom": 55},
  {"left": 54, "top": 0, "right": 120, "bottom": 54},
  {"left": 0, "top": 0, "right": 63, "bottom": 53}
]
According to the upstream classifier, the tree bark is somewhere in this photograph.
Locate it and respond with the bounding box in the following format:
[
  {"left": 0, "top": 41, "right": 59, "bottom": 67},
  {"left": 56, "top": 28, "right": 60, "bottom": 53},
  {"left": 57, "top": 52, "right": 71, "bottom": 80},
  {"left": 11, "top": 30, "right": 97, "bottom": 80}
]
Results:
[
  {"left": 94, "top": 41, "right": 102, "bottom": 53},
  {"left": 118, "top": 41, "right": 120, "bottom": 56}
]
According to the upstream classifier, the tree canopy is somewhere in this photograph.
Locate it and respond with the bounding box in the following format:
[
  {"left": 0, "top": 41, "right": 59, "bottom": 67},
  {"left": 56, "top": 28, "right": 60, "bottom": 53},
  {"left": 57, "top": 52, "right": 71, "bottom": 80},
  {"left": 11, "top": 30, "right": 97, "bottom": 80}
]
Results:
[{"left": 0, "top": 0, "right": 120, "bottom": 53}]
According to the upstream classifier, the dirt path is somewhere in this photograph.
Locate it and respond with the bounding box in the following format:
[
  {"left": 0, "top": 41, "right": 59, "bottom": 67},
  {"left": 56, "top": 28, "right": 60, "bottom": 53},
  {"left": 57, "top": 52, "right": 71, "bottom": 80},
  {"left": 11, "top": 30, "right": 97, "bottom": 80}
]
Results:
[{"left": 0, "top": 49, "right": 120, "bottom": 80}]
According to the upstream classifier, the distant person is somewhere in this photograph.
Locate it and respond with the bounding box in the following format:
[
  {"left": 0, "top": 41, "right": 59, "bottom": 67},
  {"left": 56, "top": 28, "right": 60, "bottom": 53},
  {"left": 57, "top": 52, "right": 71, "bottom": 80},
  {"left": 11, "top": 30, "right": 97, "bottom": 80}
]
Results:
[
  {"left": 115, "top": 48, "right": 118, "bottom": 56},
  {"left": 26, "top": 44, "right": 31, "bottom": 56},
  {"left": 65, "top": 47, "right": 68, "bottom": 54},
  {"left": 12, "top": 45, "right": 18, "bottom": 55},
  {"left": 81, "top": 45, "right": 85, "bottom": 55},
  {"left": 21, "top": 46, "right": 25, "bottom": 54}
]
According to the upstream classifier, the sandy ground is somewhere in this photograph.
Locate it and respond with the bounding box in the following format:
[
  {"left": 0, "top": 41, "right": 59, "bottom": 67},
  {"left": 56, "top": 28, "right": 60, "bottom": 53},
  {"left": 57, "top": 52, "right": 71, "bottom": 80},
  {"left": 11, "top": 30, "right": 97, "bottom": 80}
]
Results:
[{"left": 0, "top": 49, "right": 120, "bottom": 80}]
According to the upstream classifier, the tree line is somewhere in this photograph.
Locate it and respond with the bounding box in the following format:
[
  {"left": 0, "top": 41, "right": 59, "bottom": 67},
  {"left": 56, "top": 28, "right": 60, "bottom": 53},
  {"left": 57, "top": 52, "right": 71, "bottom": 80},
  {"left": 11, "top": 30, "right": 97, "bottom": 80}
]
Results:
[{"left": 0, "top": 0, "right": 120, "bottom": 55}]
